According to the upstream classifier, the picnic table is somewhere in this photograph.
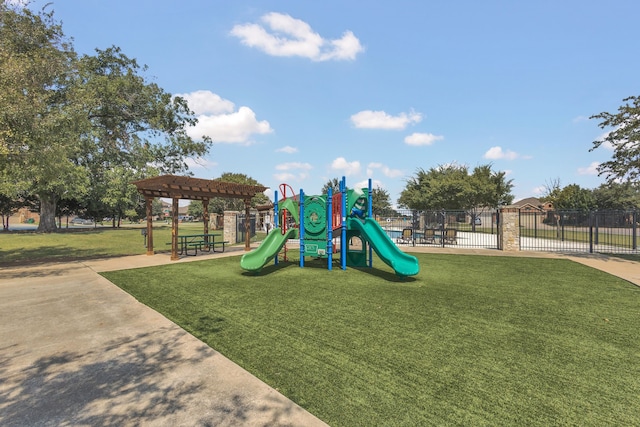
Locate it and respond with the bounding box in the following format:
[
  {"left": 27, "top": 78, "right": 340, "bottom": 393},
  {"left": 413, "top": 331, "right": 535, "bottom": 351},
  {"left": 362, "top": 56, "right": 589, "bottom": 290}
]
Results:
[{"left": 177, "top": 233, "right": 228, "bottom": 256}]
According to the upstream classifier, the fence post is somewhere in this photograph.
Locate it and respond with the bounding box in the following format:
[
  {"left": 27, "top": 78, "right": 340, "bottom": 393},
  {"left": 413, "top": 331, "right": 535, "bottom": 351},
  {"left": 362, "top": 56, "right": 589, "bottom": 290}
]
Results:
[
  {"left": 594, "top": 210, "right": 599, "bottom": 245},
  {"left": 440, "top": 210, "right": 446, "bottom": 248},
  {"left": 633, "top": 211, "right": 637, "bottom": 251},
  {"left": 589, "top": 211, "right": 594, "bottom": 254}
]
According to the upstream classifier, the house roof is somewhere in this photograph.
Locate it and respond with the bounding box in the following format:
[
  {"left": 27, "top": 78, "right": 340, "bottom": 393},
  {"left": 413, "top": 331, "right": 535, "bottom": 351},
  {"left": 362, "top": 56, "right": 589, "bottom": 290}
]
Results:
[
  {"left": 512, "top": 197, "right": 542, "bottom": 208},
  {"left": 132, "top": 174, "right": 268, "bottom": 201}
]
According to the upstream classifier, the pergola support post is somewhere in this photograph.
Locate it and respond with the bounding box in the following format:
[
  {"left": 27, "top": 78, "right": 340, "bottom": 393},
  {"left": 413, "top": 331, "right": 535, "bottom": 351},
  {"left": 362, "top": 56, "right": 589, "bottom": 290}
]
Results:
[
  {"left": 171, "top": 197, "right": 179, "bottom": 260},
  {"left": 203, "top": 199, "right": 210, "bottom": 248},
  {"left": 244, "top": 199, "right": 251, "bottom": 251},
  {"left": 145, "top": 197, "right": 154, "bottom": 255}
]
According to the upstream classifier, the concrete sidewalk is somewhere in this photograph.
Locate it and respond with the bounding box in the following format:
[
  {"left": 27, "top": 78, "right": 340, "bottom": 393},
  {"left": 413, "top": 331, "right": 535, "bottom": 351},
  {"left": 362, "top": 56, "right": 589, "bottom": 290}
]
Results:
[{"left": 0, "top": 248, "right": 328, "bottom": 427}]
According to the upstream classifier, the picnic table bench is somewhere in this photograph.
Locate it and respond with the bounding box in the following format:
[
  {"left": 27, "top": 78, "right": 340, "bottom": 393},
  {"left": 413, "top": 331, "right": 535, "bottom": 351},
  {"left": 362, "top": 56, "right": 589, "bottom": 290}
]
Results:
[{"left": 168, "top": 234, "right": 229, "bottom": 256}]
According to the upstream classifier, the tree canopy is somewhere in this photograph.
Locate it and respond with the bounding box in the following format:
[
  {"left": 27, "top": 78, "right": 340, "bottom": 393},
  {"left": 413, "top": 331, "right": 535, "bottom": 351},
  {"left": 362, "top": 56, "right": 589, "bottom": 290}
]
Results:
[
  {"left": 590, "top": 95, "right": 640, "bottom": 183},
  {"left": 0, "top": 4, "right": 210, "bottom": 231},
  {"left": 207, "top": 172, "right": 269, "bottom": 214},
  {"left": 398, "top": 164, "right": 514, "bottom": 211}
]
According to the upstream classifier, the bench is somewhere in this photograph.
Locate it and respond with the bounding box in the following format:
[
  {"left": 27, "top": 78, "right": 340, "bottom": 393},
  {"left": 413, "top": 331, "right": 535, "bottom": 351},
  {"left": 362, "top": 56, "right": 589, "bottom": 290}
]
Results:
[
  {"left": 211, "top": 240, "right": 229, "bottom": 253},
  {"left": 166, "top": 236, "right": 229, "bottom": 256}
]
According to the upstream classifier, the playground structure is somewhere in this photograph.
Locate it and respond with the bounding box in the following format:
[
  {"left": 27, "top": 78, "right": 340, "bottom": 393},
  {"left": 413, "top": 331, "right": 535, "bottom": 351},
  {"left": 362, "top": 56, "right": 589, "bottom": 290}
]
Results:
[{"left": 240, "top": 178, "right": 419, "bottom": 276}]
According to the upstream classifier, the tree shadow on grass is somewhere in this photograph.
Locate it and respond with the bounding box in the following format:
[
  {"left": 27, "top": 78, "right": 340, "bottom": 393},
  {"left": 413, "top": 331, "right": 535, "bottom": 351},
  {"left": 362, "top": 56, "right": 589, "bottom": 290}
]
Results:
[{"left": 0, "top": 327, "right": 313, "bottom": 426}]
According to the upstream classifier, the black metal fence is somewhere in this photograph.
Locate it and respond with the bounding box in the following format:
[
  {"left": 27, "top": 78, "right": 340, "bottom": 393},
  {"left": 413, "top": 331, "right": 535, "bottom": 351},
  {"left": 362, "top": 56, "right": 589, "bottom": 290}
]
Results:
[
  {"left": 236, "top": 213, "right": 256, "bottom": 244},
  {"left": 378, "top": 209, "right": 499, "bottom": 249},
  {"left": 519, "top": 209, "right": 640, "bottom": 254}
]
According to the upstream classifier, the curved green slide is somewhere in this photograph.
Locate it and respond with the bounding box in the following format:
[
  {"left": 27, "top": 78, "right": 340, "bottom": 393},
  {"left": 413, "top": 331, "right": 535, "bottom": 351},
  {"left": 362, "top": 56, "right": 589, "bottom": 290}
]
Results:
[
  {"left": 240, "top": 227, "right": 297, "bottom": 272},
  {"left": 347, "top": 218, "right": 420, "bottom": 277}
]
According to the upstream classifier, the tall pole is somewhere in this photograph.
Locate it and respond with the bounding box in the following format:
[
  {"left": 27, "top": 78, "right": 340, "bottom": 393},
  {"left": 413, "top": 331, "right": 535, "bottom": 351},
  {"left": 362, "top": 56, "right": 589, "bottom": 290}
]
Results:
[
  {"left": 299, "top": 189, "right": 305, "bottom": 268},
  {"left": 274, "top": 190, "right": 279, "bottom": 266},
  {"left": 368, "top": 178, "right": 373, "bottom": 268},
  {"left": 341, "top": 176, "right": 347, "bottom": 270},
  {"left": 327, "top": 188, "right": 333, "bottom": 271}
]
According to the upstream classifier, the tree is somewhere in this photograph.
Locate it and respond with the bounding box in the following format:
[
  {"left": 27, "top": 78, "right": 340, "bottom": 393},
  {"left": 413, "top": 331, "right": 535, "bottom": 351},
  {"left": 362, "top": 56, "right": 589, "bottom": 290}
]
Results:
[
  {"left": 0, "top": 4, "right": 87, "bottom": 232},
  {"left": 371, "top": 187, "right": 394, "bottom": 217},
  {"left": 208, "top": 172, "right": 269, "bottom": 214},
  {"left": 541, "top": 182, "right": 596, "bottom": 211},
  {"left": 590, "top": 95, "right": 640, "bottom": 182},
  {"left": 321, "top": 177, "right": 341, "bottom": 195},
  {"left": 188, "top": 201, "right": 203, "bottom": 219},
  {"left": 592, "top": 182, "right": 640, "bottom": 210},
  {"left": 398, "top": 163, "right": 513, "bottom": 212},
  {"left": 0, "top": 5, "right": 210, "bottom": 232}
]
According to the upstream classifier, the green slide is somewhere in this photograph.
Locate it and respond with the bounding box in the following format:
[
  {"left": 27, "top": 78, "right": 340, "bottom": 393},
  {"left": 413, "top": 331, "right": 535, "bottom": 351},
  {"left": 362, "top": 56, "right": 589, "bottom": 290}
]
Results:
[
  {"left": 347, "top": 218, "right": 420, "bottom": 277},
  {"left": 240, "top": 227, "right": 297, "bottom": 272}
]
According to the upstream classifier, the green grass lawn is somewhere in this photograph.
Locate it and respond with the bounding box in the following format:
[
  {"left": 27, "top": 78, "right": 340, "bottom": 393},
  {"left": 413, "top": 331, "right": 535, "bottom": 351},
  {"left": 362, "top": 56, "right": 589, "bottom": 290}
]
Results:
[
  {"left": 0, "top": 223, "right": 266, "bottom": 265},
  {"left": 102, "top": 254, "right": 640, "bottom": 426}
]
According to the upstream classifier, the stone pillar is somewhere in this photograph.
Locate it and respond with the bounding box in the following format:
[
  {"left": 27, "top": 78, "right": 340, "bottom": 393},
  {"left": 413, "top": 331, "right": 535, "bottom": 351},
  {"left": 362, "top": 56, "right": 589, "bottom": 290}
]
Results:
[
  {"left": 223, "top": 211, "right": 239, "bottom": 246},
  {"left": 498, "top": 207, "right": 520, "bottom": 251}
]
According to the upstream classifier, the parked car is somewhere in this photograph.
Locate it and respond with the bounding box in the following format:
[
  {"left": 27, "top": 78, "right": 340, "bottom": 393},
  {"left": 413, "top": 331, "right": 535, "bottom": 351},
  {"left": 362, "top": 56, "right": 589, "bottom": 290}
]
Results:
[{"left": 473, "top": 216, "right": 481, "bottom": 226}]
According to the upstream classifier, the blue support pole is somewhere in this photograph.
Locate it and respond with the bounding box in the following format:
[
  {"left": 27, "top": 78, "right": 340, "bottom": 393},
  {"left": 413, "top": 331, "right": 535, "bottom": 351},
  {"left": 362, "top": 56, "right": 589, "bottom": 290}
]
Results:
[
  {"left": 274, "top": 190, "right": 279, "bottom": 266},
  {"left": 327, "top": 188, "right": 333, "bottom": 271},
  {"left": 299, "top": 189, "right": 305, "bottom": 268},
  {"left": 368, "top": 178, "right": 373, "bottom": 268},
  {"left": 341, "top": 176, "right": 347, "bottom": 270}
]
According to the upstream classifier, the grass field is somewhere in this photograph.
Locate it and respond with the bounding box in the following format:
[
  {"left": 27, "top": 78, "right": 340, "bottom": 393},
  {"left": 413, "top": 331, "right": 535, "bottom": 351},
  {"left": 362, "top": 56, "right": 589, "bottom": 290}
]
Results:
[
  {"left": 0, "top": 223, "right": 266, "bottom": 265},
  {"left": 102, "top": 253, "right": 640, "bottom": 426}
]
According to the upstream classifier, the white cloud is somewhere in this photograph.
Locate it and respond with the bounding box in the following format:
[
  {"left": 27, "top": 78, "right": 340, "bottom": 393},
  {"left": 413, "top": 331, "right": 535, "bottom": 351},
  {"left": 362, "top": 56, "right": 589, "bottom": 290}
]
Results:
[
  {"left": 275, "top": 162, "right": 313, "bottom": 171},
  {"left": 176, "top": 91, "right": 273, "bottom": 144},
  {"left": 350, "top": 110, "right": 422, "bottom": 130},
  {"left": 177, "top": 90, "right": 234, "bottom": 115},
  {"left": 572, "top": 115, "right": 589, "bottom": 123},
  {"left": 578, "top": 161, "right": 600, "bottom": 175},
  {"left": 331, "top": 157, "right": 361, "bottom": 176},
  {"left": 274, "top": 172, "right": 297, "bottom": 182},
  {"left": 404, "top": 132, "right": 444, "bottom": 146},
  {"left": 484, "top": 146, "right": 519, "bottom": 160},
  {"left": 367, "top": 162, "right": 403, "bottom": 178},
  {"left": 594, "top": 130, "right": 615, "bottom": 150},
  {"left": 230, "top": 12, "right": 364, "bottom": 61},
  {"left": 354, "top": 179, "right": 383, "bottom": 190},
  {"left": 276, "top": 145, "right": 298, "bottom": 154},
  {"left": 273, "top": 162, "right": 312, "bottom": 183},
  {"left": 532, "top": 186, "right": 546, "bottom": 196}
]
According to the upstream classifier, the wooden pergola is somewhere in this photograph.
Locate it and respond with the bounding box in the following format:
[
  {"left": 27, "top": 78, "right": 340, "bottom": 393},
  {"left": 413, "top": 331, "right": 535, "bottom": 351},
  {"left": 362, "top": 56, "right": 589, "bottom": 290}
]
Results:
[{"left": 132, "top": 175, "right": 268, "bottom": 260}]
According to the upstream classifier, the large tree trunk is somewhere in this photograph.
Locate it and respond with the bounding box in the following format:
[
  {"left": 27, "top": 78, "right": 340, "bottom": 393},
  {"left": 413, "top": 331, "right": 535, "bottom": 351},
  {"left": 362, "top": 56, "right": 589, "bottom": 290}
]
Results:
[{"left": 37, "top": 192, "right": 59, "bottom": 232}]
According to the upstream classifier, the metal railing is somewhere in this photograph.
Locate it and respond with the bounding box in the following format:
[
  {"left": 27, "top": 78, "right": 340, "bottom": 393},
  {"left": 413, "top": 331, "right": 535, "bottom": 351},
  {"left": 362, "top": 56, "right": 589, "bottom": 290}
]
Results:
[
  {"left": 519, "top": 209, "right": 640, "bottom": 254},
  {"left": 378, "top": 209, "right": 499, "bottom": 249}
]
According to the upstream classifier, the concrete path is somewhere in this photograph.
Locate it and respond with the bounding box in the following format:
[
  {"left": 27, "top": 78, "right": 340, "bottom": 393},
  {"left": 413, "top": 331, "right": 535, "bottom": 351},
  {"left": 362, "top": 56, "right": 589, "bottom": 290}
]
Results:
[
  {"left": 1, "top": 246, "right": 638, "bottom": 427},
  {"left": 0, "top": 247, "right": 328, "bottom": 427}
]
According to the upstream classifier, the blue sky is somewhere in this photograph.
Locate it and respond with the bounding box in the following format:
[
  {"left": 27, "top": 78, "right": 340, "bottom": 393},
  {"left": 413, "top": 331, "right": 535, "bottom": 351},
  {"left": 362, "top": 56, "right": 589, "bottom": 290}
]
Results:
[{"left": 25, "top": 0, "right": 640, "bottom": 204}]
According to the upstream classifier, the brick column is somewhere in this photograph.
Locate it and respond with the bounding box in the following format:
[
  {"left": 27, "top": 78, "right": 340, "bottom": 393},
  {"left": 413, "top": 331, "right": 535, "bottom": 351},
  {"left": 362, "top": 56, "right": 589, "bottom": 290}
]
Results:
[{"left": 498, "top": 207, "right": 520, "bottom": 251}]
